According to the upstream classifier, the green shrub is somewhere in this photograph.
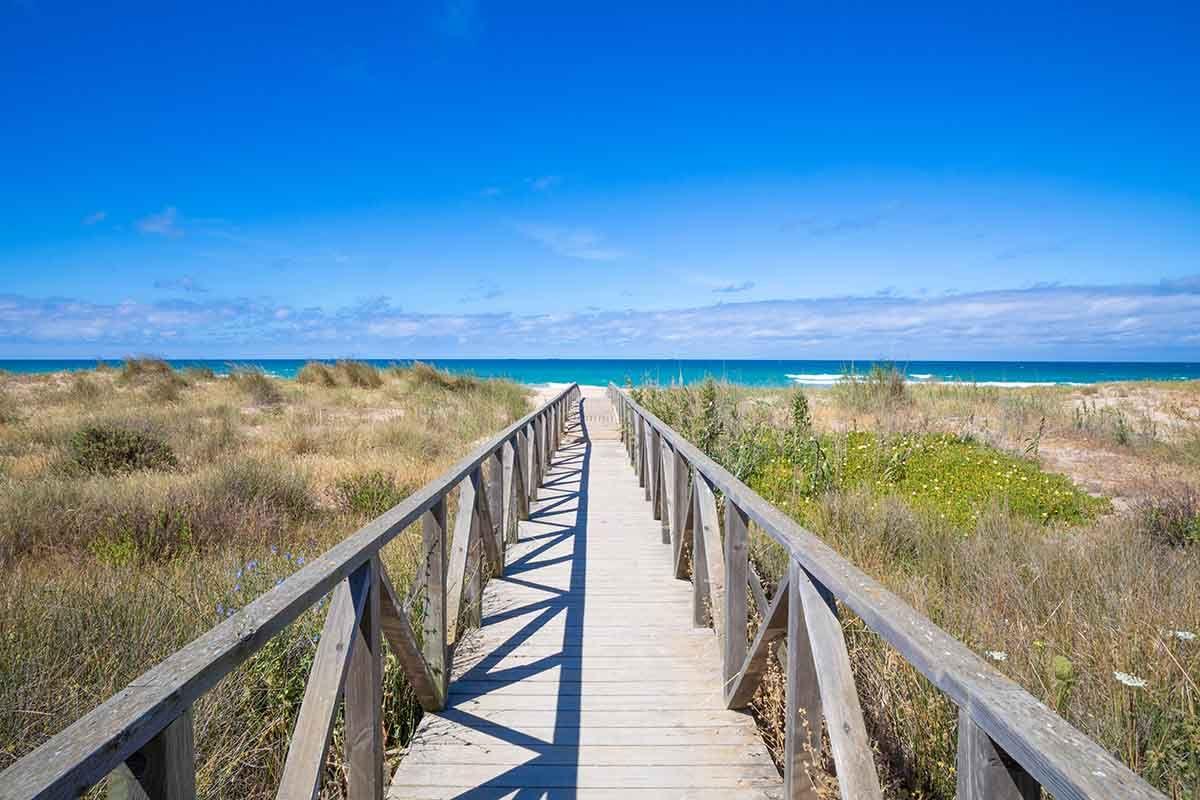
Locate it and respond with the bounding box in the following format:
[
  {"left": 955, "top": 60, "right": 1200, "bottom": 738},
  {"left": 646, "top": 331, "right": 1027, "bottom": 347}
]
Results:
[
  {"left": 231, "top": 368, "right": 283, "bottom": 406},
  {"left": 68, "top": 425, "right": 177, "bottom": 475},
  {"left": 335, "top": 471, "right": 407, "bottom": 517}
]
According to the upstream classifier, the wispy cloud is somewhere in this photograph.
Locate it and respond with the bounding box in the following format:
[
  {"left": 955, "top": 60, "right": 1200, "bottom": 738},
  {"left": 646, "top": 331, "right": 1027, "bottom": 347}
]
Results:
[
  {"left": 81, "top": 211, "right": 107, "bottom": 226},
  {"left": 153, "top": 276, "right": 208, "bottom": 294},
  {"left": 136, "top": 206, "right": 181, "bottom": 236},
  {"left": 517, "top": 224, "right": 624, "bottom": 261},
  {"left": 527, "top": 175, "right": 561, "bottom": 191},
  {"left": 1, "top": 277, "right": 1198, "bottom": 359},
  {"left": 713, "top": 280, "right": 755, "bottom": 294}
]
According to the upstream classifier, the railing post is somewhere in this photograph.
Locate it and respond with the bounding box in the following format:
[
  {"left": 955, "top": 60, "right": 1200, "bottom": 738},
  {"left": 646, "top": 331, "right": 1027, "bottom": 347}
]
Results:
[
  {"left": 657, "top": 440, "right": 671, "bottom": 543},
  {"left": 423, "top": 498, "right": 448, "bottom": 702},
  {"left": 107, "top": 707, "right": 195, "bottom": 800},
  {"left": 344, "top": 555, "right": 383, "bottom": 800},
  {"left": 529, "top": 421, "right": 541, "bottom": 501},
  {"left": 785, "top": 559, "right": 822, "bottom": 800},
  {"left": 722, "top": 500, "right": 749, "bottom": 692},
  {"left": 671, "top": 447, "right": 689, "bottom": 573},
  {"left": 957, "top": 710, "right": 1040, "bottom": 799},
  {"left": 485, "top": 447, "right": 504, "bottom": 557}
]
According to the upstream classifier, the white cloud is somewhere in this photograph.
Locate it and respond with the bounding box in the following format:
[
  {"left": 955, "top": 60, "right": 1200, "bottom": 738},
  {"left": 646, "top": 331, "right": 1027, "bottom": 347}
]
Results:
[
  {"left": 517, "top": 224, "right": 624, "bottom": 261},
  {"left": 1, "top": 278, "right": 1199, "bottom": 359},
  {"left": 81, "top": 211, "right": 107, "bottom": 226},
  {"left": 137, "top": 207, "right": 181, "bottom": 236}
]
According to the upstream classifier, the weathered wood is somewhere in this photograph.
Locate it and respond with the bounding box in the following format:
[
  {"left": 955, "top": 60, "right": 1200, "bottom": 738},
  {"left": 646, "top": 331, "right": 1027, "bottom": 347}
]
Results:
[
  {"left": 612, "top": 387, "right": 1161, "bottom": 800},
  {"left": 670, "top": 446, "right": 689, "bottom": 568},
  {"left": 345, "top": 556, "right": 383, "bottom": 800},
  {"left": 485, "top": 449, "right": 504, "bottom": 557},
  {"left": 650, "top": 429, "right": 662, "bottom": 522},
  {"left": 0, "top": 385, "right": 579, "bottom": 800},
  {"left": 379, "top": 564, "right": 443, "bottom": 711},
  {"left": 692, "top": 479, "right": 711, "bottom": 628},
  {"left": 723, "top": 501, "right": 749, "bottom": 694},
  {"left": 674, "top": 478, "right": 694, "bottom": 581},
  {"left": 693, "top": 474, "right": 725, "bottom": 644},
  {"left": 657, "top": 439, "right": 671, "bottom": 542},
  {"left": 390, "top": 391, "right": 782, "bottom": 798},
  {"left": 421, "top": 499, "right": 448, "bottom": 702},
  {"left": 748, "top": 567, "right": 788, "bottom": 671},
  {"left": 471, "top": 467, "right": 502, "bottom": 575},
  {"left": 500, "top": 439, "right": 522, "bottom": 544},
  {"left": 107, "top": 707, "right": 194, "bottom": 800},
  {"left": 726, "top": 572, "right": 789, "bottom": 709},
  {"left": 445, "top": 477, "right": 478, "bottom": 643},
  {"left": 957, "top": 709, "right": 1040, "bottom": 800},
  {"left": 276, "top": 564, "right": 370, "bottom": 800},
  {"left": 639, "top": 415, "right": 648, "bottom": 492},
  {"left": 784, "top": 560, "right": 822, "bottom": 800},
  {"left": 796, "top": 565, "right": 881, "bottom": 799}
]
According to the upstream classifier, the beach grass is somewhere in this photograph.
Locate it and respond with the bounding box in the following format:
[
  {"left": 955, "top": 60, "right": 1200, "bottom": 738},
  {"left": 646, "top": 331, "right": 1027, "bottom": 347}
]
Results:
[
  {"left": 633, "top": 378, "right": 1200, "bottom": 798},
  {"left": 0, "top": 360, "right": 529, "bottom": 798}
]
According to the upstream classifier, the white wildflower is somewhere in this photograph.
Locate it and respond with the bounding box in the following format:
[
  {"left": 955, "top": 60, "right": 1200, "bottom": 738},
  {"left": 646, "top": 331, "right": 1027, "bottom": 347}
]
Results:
[
  {"left": 985, "top": 650, "right": 1007, "bottom": 662},
  {"left": 1172, "top": 630, "right": 1196, "bottom": 642},
  {"left": 1113, "top": 671, "right": 1147, "bottom": 688}
]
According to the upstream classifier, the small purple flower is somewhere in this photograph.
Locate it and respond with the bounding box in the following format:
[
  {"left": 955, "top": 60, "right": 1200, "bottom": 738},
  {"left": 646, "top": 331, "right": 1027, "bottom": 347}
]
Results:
[
  {"left": 270, "top": 545, "right": 278, "bottom": 555},
  {"left": 235, "top": 568, "right": 243, "bottom": 579},
  {"left": 247, "top": 560, "right": 258, "bottom": 572},
  {"left": 276, "top": 578, "right": 284, "bottom": 587},
  {"left": 234, "top": 583, "right": 242, "bottom": 593},
  {"left": 285, "top": 552, "right": 293, "bottom": 561},
  {"left": 296, "top": 556, "right": 305, "bottom": 566},
  {"left": 216, "top": 604, "right": 225, "bottom": 616}
]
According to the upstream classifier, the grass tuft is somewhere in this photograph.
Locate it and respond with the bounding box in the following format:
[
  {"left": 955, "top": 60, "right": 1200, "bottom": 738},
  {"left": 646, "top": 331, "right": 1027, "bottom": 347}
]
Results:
[
  {"left": 335, "top": 470, "right": 407, "bottom": 517},
  {"left": 230, "top": 367, "right": 283, "bottom": 406}
]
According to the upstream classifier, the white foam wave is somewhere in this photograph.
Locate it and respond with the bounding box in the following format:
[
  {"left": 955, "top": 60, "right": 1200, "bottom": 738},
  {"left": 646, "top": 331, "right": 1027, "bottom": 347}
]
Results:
[{"left": 785, "top": 373, "right": 1084, "bottom": 388}]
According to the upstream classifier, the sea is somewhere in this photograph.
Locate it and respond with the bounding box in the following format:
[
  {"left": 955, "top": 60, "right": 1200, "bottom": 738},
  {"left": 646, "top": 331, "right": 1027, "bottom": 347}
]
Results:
[{"left": 1, "top": 359, "right": 1198, "bottom": 387}]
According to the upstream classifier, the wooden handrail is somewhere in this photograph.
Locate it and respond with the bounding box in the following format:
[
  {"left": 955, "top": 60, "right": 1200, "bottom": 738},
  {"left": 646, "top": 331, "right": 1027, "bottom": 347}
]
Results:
[
  {"left": 608, "top": 383, "right": 1164, "bottom": 800},
  {"left": 0, "top": 384, "right": 580, "bottom": 800}
]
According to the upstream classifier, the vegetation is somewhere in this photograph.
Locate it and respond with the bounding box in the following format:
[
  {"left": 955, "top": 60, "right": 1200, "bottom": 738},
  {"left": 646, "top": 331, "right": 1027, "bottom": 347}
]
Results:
[
  {"left": 0, "top": 360, "right": 530, "bottom": 797},
  {"left": 634, "top": 378, "right": 1200, "bottom": 798}
]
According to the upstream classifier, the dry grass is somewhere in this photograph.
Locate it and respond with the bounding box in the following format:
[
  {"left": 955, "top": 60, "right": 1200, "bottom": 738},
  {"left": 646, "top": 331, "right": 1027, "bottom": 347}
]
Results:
[
  {"left": 0, "top": 361, "right": 530, "bottom": 798},
  {"left": 636, "top": 379, "right": 1200, "bottom": 798}
]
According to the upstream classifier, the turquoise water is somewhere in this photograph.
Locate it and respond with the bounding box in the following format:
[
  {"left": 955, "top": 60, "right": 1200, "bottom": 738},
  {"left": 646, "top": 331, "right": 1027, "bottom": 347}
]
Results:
[{"left": 2, "top": 358, "right": 1199, "bottom": 387}]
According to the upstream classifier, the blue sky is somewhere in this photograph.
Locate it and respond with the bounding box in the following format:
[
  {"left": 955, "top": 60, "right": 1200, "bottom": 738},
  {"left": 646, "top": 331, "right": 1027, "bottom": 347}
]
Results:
[{"left": 1, "top": 1, "right": 1198, "bottom": 359}]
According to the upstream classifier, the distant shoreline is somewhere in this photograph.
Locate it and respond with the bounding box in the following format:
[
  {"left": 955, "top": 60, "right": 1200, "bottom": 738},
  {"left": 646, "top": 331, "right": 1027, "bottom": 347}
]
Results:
[{"left": 3, "top": 358, "right": 1199, "bottom": 388}]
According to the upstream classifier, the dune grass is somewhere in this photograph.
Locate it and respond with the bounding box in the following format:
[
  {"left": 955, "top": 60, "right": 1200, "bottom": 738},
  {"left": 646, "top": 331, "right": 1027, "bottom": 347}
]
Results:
[
  {"left": 0, "top": 360, "right": 530, "bottom": 798},
  {"left": 634, "top": 379, "right": 1200, "bottom": 798}
]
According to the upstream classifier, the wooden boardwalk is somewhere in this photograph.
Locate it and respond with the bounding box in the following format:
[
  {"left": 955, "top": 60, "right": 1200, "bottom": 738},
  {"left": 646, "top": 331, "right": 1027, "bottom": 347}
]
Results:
[{"left": 389, "top": 389, "right": 783, "bottom": 799}]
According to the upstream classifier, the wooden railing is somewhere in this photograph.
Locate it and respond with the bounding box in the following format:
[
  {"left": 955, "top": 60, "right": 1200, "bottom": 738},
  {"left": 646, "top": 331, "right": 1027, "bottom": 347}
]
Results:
[
  {"left": 608, "top": 384, "right": 1165, "bottom": 800},
  {"left": 0, "top": 384, "right": 580, "bottom": 800}
]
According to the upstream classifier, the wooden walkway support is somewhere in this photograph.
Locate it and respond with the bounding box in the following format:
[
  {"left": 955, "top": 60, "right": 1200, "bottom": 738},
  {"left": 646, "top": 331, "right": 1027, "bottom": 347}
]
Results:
[{"left": 0, "top": 384, "right": 1170, "bottom": 800}]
